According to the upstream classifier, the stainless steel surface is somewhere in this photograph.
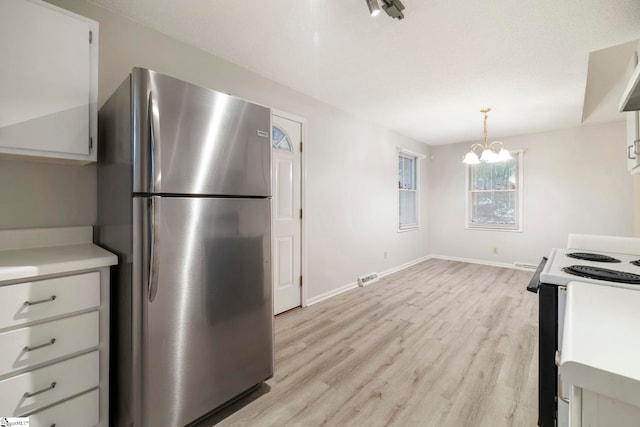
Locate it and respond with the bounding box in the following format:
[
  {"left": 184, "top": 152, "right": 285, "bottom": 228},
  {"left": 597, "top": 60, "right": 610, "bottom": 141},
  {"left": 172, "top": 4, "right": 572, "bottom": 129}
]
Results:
[
  {"left": 97, "top": 72, "right": 139, "bottom": 427},
  {"left": 98, "top": 68, "right": 273, "bottom": 427},
  {"left": 24, "top": 338, "right": 56, "bottom": 352},
  {"left": 24, "top": 295, "right": 56, "bottom": 306},
  {"left": 24, "top": 382, "right": 57, "bottom": 398},
  {"left": 148, "top": 196, "right": 160, "bottom": 302},
  {"left": 132, "top": 68, "right": 271, "bottom": 196},
  {"left": 557, "top": 374, "right": 570, "bottom": 404},
  {"left": 148, "top": 92, "right": 161, "bottom": 193},
  {"left": 141, "top": 196, "right": 273, "bottom": 426}
]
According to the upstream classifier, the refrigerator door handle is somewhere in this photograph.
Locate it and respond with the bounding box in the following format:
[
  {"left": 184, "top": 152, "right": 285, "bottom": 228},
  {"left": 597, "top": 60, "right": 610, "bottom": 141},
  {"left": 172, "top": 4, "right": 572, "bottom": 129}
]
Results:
[
  {"left": 148, "top": 92, "right": 162, "bottom": 193},
  {"left": 148, "top": 195, "right": 160, "bottom": 302}
]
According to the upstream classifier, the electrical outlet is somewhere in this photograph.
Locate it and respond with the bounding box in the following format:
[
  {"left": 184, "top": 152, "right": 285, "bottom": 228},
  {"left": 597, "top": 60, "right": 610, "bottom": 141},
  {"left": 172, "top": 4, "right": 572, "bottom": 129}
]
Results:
[
  {"left": 384, "top": 251, "right": 388, "bottom": 259},
  {"left": 492, "top": 247, "right": 498, "bottom": 254}
]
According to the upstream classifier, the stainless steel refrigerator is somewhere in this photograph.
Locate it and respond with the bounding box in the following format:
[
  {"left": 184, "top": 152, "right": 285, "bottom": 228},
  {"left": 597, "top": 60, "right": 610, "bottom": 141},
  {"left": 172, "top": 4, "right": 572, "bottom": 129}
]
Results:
[{"left": 96, "top": 68, "right": 273, "bottom": 427}]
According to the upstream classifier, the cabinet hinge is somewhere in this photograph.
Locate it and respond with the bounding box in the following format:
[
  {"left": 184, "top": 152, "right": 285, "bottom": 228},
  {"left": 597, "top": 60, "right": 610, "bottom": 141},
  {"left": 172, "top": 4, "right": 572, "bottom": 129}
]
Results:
[
  {"left": 89, "top": 31, "right": 93, "bottom": 44},
  {"left": 300, "top": 142, "right": 303, "bottom": 153},
  {"left": 299, "top": 208, "right": 303, "bottom": 219},
  {"left": 89, "top": 137, "right": 93, "bottom": 151},
  {"left": 299, "top": 276, "right": 303, "bottom": 287}
]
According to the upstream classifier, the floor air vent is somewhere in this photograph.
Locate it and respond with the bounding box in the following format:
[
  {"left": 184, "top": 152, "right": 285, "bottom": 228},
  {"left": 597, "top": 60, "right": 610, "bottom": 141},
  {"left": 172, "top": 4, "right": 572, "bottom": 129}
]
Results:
[
  {"left": 358, "top": 273, "right": 379, "bottom": 287},
  {"left": 514, "top": 262, "right": 538, "bottom": 270}
]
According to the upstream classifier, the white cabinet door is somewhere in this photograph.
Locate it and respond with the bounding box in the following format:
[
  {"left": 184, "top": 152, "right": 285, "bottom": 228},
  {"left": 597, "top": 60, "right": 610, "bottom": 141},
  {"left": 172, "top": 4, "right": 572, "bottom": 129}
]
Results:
[
  {"left": 0, "top": 271, "right": 100, "bottom": 330},
  {"left": 28, "top": 389, "right": 99, "bottom": 427},
  {"left": 0, "top": 311, "right": 99, "bottom": 377},
  {"left": 0, "top": 0, "right": 98, "bottom": 163},
  {"left": 626, "top": 51, "right": 640, "bottom": 173},
  {"left": 627, "top": 110, "right": 640, "bottom": 173}
]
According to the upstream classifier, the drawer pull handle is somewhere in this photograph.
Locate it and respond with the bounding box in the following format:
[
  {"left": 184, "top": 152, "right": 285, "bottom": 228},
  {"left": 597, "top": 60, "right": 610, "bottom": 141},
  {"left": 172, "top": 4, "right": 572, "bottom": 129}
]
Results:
[
  {"left": 24, "top": 382, "right": 56, "bottom": 398},
  {"left": 24, "top": 338, "right": 56, "bottom": 352},
  {"left": 24, "top": 295, "right": 57, "bottom": 306}
]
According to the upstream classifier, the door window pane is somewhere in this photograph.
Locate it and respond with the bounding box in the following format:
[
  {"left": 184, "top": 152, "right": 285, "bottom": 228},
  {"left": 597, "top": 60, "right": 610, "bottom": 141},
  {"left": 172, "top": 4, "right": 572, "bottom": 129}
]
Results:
[{"left": 272, "top": 126, "right": 292, "bottom": 152}]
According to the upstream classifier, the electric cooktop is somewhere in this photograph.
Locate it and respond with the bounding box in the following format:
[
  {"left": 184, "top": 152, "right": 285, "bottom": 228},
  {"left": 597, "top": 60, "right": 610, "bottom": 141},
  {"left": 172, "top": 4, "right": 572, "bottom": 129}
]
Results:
[{"left": 540, "top": 248, "right": 640, "bottom": 290}]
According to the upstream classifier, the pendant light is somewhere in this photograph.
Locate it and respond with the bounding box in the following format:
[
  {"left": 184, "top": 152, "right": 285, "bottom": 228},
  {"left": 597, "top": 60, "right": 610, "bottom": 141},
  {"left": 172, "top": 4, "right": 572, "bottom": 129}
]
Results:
[{"left": 462, "top": 108, "right": 512, "bottom": 164}]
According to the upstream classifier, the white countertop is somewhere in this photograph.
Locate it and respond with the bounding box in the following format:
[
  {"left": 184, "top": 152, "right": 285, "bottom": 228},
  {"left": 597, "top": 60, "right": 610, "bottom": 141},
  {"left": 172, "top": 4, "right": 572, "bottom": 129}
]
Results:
[
  {"left": 560, "top": 281, "right": 640, "bottom": 407},
  {"left": 0, "top": 226, "right": 117, "bottom": 283}
]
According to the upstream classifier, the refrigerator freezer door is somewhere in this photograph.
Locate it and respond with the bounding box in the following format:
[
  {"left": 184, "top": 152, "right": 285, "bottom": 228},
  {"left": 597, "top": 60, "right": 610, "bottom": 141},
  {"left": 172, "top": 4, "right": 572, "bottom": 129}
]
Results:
[
  {"left": 132, "top": 68, "right": 271, "bottom": 197},
  {"left": 136, "top": 196, "right": 273, "bottom": 426}
]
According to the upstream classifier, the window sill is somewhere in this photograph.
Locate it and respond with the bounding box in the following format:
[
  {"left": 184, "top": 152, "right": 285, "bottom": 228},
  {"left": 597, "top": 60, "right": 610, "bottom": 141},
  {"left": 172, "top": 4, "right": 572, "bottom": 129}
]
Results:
[
  {"left": 470, "top": 189, "right": 516, "bottom": 193},
  {"left": 398, "top": 226, "right": 420, "bottom": 233},
  {"left": 466, "top": 224, "right": 523, "bottom": 233}
]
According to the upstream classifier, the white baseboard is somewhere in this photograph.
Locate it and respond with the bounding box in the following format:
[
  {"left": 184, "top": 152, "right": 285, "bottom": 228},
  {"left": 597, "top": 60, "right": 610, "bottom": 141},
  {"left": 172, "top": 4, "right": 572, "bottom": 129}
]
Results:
[
  {"left": 305, "top": 281, "right": 359, "bottom": 306},
  {"left": 305, "top": 254, "right": 433, "bottom": 307},
  {"left": 429, "top": 254, "right": 516, "bottom": 270},
  {"left": 378, "top": 255, "right": 433, "bottom": 278}
]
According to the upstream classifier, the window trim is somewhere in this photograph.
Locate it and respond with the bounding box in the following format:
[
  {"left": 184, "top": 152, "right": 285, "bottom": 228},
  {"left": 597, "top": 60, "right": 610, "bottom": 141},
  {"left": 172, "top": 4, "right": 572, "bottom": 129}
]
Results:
[
  {"left": 397, "top": 148, "right": 425, "bottom": 232},
  {"left": 464, "top": 149, "right": 524, "bottom": 232}
]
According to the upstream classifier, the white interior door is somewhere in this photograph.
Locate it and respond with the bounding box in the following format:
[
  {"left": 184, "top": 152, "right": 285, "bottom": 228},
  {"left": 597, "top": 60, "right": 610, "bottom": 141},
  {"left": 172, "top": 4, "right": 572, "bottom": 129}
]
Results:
[{"left": 272, "top": 115, "right": 302, "bottom": 315}]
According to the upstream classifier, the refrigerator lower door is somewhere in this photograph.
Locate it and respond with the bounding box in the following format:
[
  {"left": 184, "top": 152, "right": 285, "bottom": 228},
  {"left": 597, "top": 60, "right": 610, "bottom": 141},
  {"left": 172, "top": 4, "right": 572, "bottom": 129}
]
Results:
[{"left": 135, "top": 196, "right": 273, "bottom": 426}]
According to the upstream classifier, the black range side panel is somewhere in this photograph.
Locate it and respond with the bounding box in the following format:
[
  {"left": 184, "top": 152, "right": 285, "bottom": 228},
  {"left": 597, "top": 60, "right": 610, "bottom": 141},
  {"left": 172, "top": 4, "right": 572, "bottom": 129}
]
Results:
[{"left": 538, "top": 283, "right": 558, "bottom": 427}]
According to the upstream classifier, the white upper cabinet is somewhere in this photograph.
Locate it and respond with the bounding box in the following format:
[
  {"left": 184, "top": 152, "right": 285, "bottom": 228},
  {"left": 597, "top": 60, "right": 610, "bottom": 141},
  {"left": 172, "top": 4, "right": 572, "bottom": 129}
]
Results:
[
  {"left": 0, "top": 0, "right": 98, "bottom": 163},
  {"left": 625, "top": 51, "right": 640, "bottom": 173}
]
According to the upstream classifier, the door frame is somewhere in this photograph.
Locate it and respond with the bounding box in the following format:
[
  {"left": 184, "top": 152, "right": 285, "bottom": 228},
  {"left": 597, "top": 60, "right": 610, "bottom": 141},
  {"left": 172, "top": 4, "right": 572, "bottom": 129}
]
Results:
[{"left": 271, "top": 109, "right": 307, "bottom": 309}]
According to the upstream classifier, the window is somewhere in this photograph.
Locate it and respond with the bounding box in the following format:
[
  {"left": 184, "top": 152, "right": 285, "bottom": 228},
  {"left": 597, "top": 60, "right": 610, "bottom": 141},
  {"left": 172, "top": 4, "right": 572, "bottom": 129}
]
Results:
[
  {"left": 466, "top": 151, "right": 523, "bottom": 231},
  {"left": 272, "top": 126, "right": 292, "bottom": 151},
  {"left": 398, "top": 150, "right": 422, "bottom": 231}
]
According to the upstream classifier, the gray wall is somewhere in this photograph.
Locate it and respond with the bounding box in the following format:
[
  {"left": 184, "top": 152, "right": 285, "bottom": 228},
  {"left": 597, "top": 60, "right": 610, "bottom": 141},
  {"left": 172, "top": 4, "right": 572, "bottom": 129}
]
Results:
[
  {"left": 429, "top": 121, "right": 634, "bottom": 265},
  {"left": 0, "top": 158, "right": 95, "bottom": 229}
]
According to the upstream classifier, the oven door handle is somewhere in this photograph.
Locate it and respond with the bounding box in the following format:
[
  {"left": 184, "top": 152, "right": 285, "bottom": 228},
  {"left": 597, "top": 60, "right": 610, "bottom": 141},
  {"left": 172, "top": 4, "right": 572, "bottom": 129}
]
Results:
[{"left": 526, "top": 256, "right": 548, "bottom": 293}]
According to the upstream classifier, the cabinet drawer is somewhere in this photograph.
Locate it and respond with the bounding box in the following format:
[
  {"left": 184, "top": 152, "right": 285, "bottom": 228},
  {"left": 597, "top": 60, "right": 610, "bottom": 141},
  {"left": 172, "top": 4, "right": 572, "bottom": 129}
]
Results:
[
  {"left": 0, "top": 272, "right": 100, "bottom": 330},
  {"left": 28, "top": 389, "right": 99, "bottom": 427},
  {"left": 0, "top": 311, "right": 98, "bottom": 377},
  {"left": 0, "top": 351, "right": 98, "bottom": 417}
]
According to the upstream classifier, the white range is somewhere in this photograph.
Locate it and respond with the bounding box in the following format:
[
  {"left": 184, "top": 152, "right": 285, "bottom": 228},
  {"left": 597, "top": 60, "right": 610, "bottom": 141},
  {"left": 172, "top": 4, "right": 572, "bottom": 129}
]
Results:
[
  {"left": 537, "top": 245, "right": 640, "bottom": 427},
  {"left": 531, "top": 240, "right": 640, "bottom": 427}
]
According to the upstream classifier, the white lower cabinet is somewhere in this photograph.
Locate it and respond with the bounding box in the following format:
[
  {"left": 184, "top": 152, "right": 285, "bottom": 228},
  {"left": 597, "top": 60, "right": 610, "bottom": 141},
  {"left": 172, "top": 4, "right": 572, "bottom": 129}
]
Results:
[
  {"left": 28, "top": 389, "right": 100, "bottom": 427},
  {"left": 0, "top": 227, "right": 116, "bottom": 427},
  {"left": 0, "top": 311, "right": 99, "bottom": 377},
  {"left": 0, "top": 351, "right": 99, "bottom": 416},
  {"left": 0, "top": 271, "right": 100, "bottom": 329},
  {"left": 0, "top": 268, "right": 112, "bottom": 426}
]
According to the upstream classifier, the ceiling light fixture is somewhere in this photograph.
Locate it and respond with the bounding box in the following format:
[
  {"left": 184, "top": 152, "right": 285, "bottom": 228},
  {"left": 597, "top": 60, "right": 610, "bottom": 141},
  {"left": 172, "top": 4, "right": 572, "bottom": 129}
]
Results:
[
  {"left": 463, "top": 109, "right": 512, "bottom": 165},
  {"left": 366, "top": 0, "right": 381, "bottom": 16},
  {"left": 381, "top": 0, "right": 405, "bottom": 20}
]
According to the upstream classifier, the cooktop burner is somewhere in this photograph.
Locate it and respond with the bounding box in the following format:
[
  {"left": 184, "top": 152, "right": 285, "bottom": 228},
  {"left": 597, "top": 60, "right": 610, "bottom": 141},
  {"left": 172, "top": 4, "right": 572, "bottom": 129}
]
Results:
[
  {"left": 631, "top": 260, "right": 640, "bottom": 267},
  {"left": 566, "top": 252, "right": 621, "bottom": 263},
  {"left": 563, "top": 265, "right": 640, "bottom": 284}
]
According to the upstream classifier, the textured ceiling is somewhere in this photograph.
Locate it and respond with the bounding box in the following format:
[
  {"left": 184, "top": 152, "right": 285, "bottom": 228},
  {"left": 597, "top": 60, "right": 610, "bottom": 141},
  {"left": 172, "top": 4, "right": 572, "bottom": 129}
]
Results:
[{"left": 89, "top": 0, "right": 640, "bottom": 145}]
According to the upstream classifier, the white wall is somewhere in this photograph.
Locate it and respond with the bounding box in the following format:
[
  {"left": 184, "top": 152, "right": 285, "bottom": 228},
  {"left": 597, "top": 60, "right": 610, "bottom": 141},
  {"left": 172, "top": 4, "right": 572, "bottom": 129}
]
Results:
[
  {"left": 38, "top": 0, "right": 430, "bottom": 301},
  {"left": 429, "top": 121, "right": 634, "bottom": 266}
]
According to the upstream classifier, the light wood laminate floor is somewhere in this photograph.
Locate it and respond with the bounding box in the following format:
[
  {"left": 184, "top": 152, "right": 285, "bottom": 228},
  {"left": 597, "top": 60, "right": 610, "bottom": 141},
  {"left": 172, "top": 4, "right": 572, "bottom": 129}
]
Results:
[{"left": 202, "top": 259, "right": 538, "bottom": 427}]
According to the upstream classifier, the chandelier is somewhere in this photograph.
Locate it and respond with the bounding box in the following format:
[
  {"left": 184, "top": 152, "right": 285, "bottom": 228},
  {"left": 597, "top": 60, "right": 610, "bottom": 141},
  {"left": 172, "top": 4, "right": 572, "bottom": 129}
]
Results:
[{"left": 463, "top": 108, "right": 512, "bottom": 164}]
